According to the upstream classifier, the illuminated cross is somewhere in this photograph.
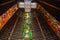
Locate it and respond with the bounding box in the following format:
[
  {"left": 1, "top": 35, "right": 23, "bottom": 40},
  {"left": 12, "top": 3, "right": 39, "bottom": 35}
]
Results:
[{"left": 18, "top": 0, "right": 37, "bottom": 12}]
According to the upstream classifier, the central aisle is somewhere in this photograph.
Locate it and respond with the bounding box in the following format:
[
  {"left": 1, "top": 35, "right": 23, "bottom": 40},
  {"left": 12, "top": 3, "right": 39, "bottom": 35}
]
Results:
[
  {"left": 9, "top": 11, "right": 45, "bottom": 40},
  {"left": 0, "top": 9, "right": 59, "bottom": 40}
]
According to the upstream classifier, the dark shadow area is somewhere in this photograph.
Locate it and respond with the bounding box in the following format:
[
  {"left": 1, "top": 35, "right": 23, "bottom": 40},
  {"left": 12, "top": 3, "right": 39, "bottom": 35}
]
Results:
[
  {"left": 42, "top": 0, "right": 60, "bottom": 8},
  {"left": 36, "top": 1, "right": 60, "bottom": 22},
  {"left": 0, "top": 1, "right": 16, "bottom": 16},
  {"left": 0, "top": 0, "right": 12, "bottom": 4}
]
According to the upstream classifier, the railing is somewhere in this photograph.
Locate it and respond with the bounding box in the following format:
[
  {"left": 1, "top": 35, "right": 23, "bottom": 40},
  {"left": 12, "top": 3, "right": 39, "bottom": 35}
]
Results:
[
  {"left": 37, "top": 4, "right": 60, "bottom": 38},
  {"left": 0, "top": 4, "right": 18, "bottom": 30}
]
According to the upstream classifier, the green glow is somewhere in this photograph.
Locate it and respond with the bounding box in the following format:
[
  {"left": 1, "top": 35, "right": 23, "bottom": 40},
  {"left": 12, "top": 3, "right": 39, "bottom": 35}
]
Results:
[
  {"left": 23, "top": 24, "right": 30, "bottom": 32},
  {"left": 53, "top": 19, "right": 57, "bottom": 24},
  {"left": 23, "top": 12, "right": 32, "bottom": 40},
  {"left": 29, "top": 30, "right": 32, "bottom": 40},
  {"left": 23, "top": 30, "right": 32, "bottom": 40},
  {"left": 23, "top": 24, "right": 32, "bottom": 40},
  {"left": 24, "top": 13, "right": 31, "bottom": 19}
]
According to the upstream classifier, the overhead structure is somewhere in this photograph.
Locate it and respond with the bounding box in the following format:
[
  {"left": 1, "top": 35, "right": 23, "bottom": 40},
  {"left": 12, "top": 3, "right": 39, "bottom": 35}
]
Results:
[{"left": 18, "top": 0, "right": 37, "bottom": 12}]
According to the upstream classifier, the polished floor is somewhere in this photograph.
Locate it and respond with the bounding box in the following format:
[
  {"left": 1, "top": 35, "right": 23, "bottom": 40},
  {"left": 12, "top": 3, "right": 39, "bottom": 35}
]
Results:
[{"left": 0, "top": 9, "right": 60, "bottom": 40}]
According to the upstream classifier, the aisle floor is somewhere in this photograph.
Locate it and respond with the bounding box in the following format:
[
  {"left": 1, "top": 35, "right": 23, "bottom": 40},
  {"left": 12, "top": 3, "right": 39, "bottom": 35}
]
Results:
[{"left": 0, "top": 9, "right": 60, "bottom": 40}]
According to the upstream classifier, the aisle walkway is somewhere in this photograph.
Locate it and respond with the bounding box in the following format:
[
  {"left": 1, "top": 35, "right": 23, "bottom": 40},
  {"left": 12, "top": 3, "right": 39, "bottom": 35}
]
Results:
[{"left": 0, "top": 9, "right": 59, "bottom": 40}]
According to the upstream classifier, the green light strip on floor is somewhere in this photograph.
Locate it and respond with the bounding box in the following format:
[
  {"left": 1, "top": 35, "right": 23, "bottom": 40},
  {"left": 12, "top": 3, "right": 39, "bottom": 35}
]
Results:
[{"left": 23, "top": 12, "right": 32, "bottom": 40}]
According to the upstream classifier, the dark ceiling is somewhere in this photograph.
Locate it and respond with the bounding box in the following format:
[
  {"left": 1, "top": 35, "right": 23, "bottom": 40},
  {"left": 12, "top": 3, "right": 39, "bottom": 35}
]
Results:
[
  {"left": 42, "top": 0, "right": 60, "bottom": 8},
  {"left": 0, "top": 0, "right": 60, "bottom": 7},
  {"left": 0, "top": 0, "right": 12, "bottom": 4},
  {"left": 0, "top": 0, "right": 60, "bottom": 21}
]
